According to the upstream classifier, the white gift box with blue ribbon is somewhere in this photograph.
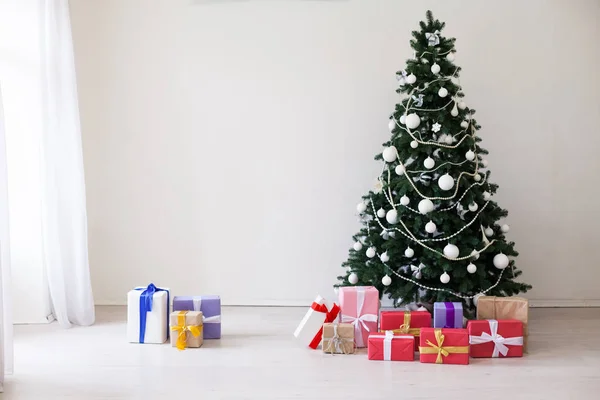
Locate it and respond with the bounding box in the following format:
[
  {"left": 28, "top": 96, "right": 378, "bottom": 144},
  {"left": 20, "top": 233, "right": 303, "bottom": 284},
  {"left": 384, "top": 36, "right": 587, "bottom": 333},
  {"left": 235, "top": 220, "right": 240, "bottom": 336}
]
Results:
[{"left": 127, "top": 284, "right": 170, "bottom": 344}]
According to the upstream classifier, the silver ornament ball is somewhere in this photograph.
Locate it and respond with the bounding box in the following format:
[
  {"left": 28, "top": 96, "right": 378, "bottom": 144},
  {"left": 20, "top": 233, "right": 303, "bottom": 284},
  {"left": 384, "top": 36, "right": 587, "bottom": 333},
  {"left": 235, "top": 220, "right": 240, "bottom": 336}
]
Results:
[
  {"left": 382, "top": 275, "right": 392, "bottom": 286},
  {"left": 425, "top": 220, "right": 437, "bottom": 233},
  {"left": 430, "top": 63, "right": 441, "bottom": 74},
  {"left": 424, "top": 157, "right": 435, "bottom": 169},
  {"left": 405, "top": 113, "right": 421, "bottom": 129},
  {"left": 395, "top": 165, "right": 405, "bottom": 175},
  {"left": 380, "top": 252, "right": 390, "bottom": 262},
  {"left": 418, "top": 199, "right": 434, "bottom": 214},
  {"left": 493, "top": 253, "right": 510, "bottom": 269},
  {"left": 501, "top": 224, "right": 510, "bottom": 233},
  {"left": 440, "top": 272, "right": 451, "bottom": 284},
  {"left": 467, "top": 263, "right": 477, "bottom": 274},
  {"left": 400, "top": 195, "right": 410, "bottom": 206},
  {"left": 443, "top": 243, "right": 460, "bottom": 259},
  {"left": 386, "top": 209, "right": 398, "bottom": 224},
  {"left": 377, "top": 208, "right": 386, "bottom": 218},
  {"left": 366, "top": 247, "right": 376, "bottom": 258},
  {"left": 382, "top": 146, "right": 398, "bottom": 163},
  {"left": 438, "top": 87, "right": 448, "bottom": 98},
  {"left": 353, "top": 241, "right": 363, "bottom": 251},
  {"left": 404, "top": 247, "right": 414, "bottom": 258},
  {"left": 348, "top": 272, "right": 359, "bottom": 284},
  {"left": 438, "top": 174, "right": 455, "bottom": 191}
]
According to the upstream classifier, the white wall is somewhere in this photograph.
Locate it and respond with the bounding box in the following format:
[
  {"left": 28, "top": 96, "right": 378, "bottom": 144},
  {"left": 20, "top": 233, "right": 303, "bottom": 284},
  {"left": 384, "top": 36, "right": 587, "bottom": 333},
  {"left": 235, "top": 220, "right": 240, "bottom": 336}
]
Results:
[
  {"left": 69, "top": 0, "right": 600, "bottom": 306},
  {"left": 0, "top": 0, "right": 51, "bottom": 323}
]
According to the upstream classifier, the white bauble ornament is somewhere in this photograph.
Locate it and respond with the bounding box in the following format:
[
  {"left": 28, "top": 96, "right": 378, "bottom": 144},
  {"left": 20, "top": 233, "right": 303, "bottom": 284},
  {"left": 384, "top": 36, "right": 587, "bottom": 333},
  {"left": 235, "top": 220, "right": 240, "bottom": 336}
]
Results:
[
  {"left": 388, "top": 119, "right": 396, "bottom": 131},
  {"left": 425, "top": 220, "right": 437, "bottom": 233},
  {"left": 430, "top": 63, "right": 441, "bottom": 74},
  {"left": 353, "top": 242, "right": 363, "bottom": 251},
  {"left": 406, "top": 74, "right": 417, "bottom": 84},
  {"left": 382, "top": 275, "right": 392, "bottom": 286},
  {"left": 443, "top": 243, "right": 460, "bottom": 259},
  {"left": 470, "top": 249, "right": 480, "bottom": 260},
  {"left": 468, "top": 202, "right": 479, "bottom": 212},
  {"left": 348, "top": 272, "right": 359, "bottom": 284},
  {"left": 460, "top": 121, "right": 469, "bottom": 129},
  {"left": 395, "top": 165, "right": 405, "bottom": 176},
  {"left": 366, "top": 247, "right": 376, "bottom": 258},
  {"left": 382, "top": 146, "right": 398, "bottom": 163},
  {"left": 482, "top": 159, "right": 489, "bottom": 168},
  {"left": 418, "top": 199, "right": 434, "bottom": 214},
  {"left": 465, "top": 150, "right": 475, "bottom": 161},
  {"left": 400, "top": 195, "right": 410, "bottom": 206},
  {"left": 438, "top": 87, "right": 448, "bottom": 98},
  {"left": 380, "top": 252, "right": 390, "bottom": 263},
  {"left": 451, "top": 103, "right": 459, "bottom": 117},
  {"left": 438, "top": 174, "right": 455, "bottom": 191},
  {"left": 377, "top": 208, "right": 386, "bottom": 218},
  {"left": 467, "top": 263, "right": 477, "bottom": 274},
  {"left": 444, "top": 135, "right": 454, "bottom": 144},
  {"left": 357, "top": 202, "right": 367, "bottom": 213},
  {"left": 483, "top": 191, "right": 491, "bottom": 201},
  {"left": 405, "top": 113, "right": 421, "bottom": 129},
  {"left": 458, "top": 101, "right": 467, "bottom": 110},
  {"left": 474, "top": 173, "right": 482, "bottom": 182},
  {"left": 404, "top": 247, "right": 414, "bottom": 258},
  {"left": 493, "top": 253, "right": 510, "bottom": 269},
  {"left": 501, "top": 224, "right": 510, "bottom": 233},
  {"left": 386, "top": 209, "right": 398, "bottom": 224},
  {"left": 446, "top": 53, "right": 455, "bottom": 62},
  {"left": 424, "top": 157, "right": 435, "bottom": 169},
  {"left": 440, "top": 272, "right": 451, "bottom": 284},
  {"left": 399, "top": 115, "right": 406, "bottom": 125},
  {"left": 410, "top": 140, "right": 419, "bottom": 149},
  {"left": 485, "top": 227, "right": 494, "bottom": 237}
]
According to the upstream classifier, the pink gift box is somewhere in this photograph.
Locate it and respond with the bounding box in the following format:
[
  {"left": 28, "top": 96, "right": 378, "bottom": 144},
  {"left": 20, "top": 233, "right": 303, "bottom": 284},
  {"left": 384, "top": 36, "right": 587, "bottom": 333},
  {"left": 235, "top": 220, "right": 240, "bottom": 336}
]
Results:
[{"left": 338, "top": 286, "right": 379, "bottom": 348}]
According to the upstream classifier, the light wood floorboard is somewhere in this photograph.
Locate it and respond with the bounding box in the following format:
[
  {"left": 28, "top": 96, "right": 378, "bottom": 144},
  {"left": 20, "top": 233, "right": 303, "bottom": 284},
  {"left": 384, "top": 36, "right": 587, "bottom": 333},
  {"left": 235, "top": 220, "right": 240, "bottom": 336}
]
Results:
[{"left": 5, "top": 306, "right": 600, "bottom": 399}]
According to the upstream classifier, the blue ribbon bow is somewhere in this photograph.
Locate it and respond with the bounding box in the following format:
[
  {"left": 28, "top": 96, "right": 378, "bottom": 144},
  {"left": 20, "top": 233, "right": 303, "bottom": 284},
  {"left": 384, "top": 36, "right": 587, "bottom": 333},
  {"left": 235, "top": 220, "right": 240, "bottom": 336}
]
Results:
[{"left": 135, "top": 283, "right": 170, "bottom": 343}]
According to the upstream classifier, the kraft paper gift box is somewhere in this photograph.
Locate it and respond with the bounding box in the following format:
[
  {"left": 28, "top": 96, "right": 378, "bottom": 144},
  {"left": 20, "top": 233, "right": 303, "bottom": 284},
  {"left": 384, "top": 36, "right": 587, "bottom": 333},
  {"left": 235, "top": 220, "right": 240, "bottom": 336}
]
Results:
[
  {"left": 368, "top": 331, "right": 414, "bottom": 361},
  {"left": 172, "top": 295, "right": 221, "bottom": 339},
  {"left": 467, "top": 319, "right": 524, "bottom": 358},
  {"left": 433, "top": 302, "right": 464, "bottom": 328},
  {"left": 339, "top": 286, "right": 379, "bottom": 348},
  {"left": 170, "top": 311, "right": 203, "bottom": 350},
  {"left": 476, "top": 296, "right": 529, "bottom": 351},
  {"left": 322, "top": 323, "right": 355, "bottom": 354},
  {"left": 380, "top": 310, "right": 431, "bottom": 352},
  {"left": 127, "top": 283, "right": 170, "bottom": 344},
  {"left": 294, "top": 295, "right": 340, "bottom": 349},
  {"left": 419, "top": 328, "right": 470, "bottom": 365}
]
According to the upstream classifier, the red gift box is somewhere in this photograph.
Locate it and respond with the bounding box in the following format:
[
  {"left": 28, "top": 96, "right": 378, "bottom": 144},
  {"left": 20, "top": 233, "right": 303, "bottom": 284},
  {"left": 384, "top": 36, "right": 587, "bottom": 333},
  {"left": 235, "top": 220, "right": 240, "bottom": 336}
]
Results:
[
  {"left": 467, "top": 319, "right": 524, "bottom": 358},
  {"left": 419, "top": 328, "right": 469, "bottom": 365},
  {"left": 368, "top": 331, "right": 414, "bottom": 361},
  {"left": 380, "top": 310, "right": 431, "bottom": 352}
]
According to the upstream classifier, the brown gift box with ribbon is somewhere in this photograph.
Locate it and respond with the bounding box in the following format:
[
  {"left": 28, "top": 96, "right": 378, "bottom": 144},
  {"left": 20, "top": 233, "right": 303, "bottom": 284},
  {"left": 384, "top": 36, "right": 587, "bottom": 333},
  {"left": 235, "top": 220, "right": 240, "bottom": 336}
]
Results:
[
  {"left": 380, "top": 311, "right": 431, "bottom": 352},
  {"left": 170, "top": 311, "right": 203, "bottom": 350},
  {"left": 476, "top": 296, "right": 529, "bottom": 351},
  {"left": 322, "top": 323, "right": 355, "bottom": 354}
]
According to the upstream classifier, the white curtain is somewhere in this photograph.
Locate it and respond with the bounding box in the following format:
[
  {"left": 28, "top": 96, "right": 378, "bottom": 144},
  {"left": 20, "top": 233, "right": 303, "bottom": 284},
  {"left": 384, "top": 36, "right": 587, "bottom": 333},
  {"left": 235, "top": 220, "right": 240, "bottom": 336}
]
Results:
[
  {"left": 0, "top": 85, "right": 13, "bottom": 391},
  {"left": 40, "top": 0, "right": 95, "bottom": 328}
]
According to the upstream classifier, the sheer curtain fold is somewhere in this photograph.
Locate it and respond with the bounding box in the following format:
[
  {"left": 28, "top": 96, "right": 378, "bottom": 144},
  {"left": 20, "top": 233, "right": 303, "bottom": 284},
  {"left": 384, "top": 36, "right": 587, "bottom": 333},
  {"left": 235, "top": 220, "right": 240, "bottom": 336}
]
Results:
[
  {"left": 40, "top": 0, "right": 95, "bottom": 328},
  {"left": 0, "top": 85, "right": 14, "bottom": 391}
]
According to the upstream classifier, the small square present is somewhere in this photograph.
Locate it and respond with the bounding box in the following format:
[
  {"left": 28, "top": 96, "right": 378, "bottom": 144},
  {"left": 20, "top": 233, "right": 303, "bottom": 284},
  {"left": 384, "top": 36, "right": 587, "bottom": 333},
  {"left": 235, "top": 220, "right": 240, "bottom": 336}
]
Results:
[
  {"left": 476, "top": 296, "right": 529, "bottom": 351},
  {"left": 127, "top": 283, "right": 170, "bottom": 344},
  {"left": 294, "top": 295, "right": 340, "bottom": 349},
  {"left": 380, "top": 310, "right": 431, "bottom": 351},
  {"left": 322, "top": 323, "right": 355, "bottom": 354},
  {"left": 339, "top": 286, "right": 379, "bottom": 348},
  {"left": 468, "top": 319, "right": 524, "bottom": 358},
  {"left": 170, "top": 311, "right": 203, "bottom": 350},
  {"left": 433, "top": 302, "right": 464, "bottom": 328},
  {"left": 172, "top": 295, "right": 221, "bottom": 339},
  {"left": 419, "top": 328, "right": 470, "bottom": 365},
  {"left": 368, "top": 331, "right": 414, "bottom": 361}
]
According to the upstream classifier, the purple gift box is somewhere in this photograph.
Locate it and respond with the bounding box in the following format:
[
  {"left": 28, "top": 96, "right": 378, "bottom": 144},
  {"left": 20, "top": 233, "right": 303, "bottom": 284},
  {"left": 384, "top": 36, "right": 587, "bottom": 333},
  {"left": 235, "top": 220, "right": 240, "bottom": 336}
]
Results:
[
  {"left": 433, "top": 302, "right": 463, "bottom": 328},
  {"left": 172, "top": 295, "right": 221, "bottom": 339}
]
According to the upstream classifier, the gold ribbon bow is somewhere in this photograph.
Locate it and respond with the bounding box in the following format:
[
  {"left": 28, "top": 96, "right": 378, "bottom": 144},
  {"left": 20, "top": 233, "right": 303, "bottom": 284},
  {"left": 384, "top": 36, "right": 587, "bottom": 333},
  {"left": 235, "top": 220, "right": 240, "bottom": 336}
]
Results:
[
  {"left": 389, "top": 312, "right": 421, "bottom": 336},
  {"left": 171, "top": 311, "right": 202, "bottom": 351},
  {"left": 419, "top": 328, "right": 469, "bottom": 364}
]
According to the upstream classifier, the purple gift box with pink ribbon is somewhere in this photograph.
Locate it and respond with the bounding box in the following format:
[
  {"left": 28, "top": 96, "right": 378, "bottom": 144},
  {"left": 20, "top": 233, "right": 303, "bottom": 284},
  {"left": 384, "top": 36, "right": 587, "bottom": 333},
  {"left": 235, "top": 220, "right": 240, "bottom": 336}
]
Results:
[
  {"left": 433, "top": 302, "right": 463, "bottom": 329},
  {"left": 172, "top": 295, "right": 221, "bottom": 339}
]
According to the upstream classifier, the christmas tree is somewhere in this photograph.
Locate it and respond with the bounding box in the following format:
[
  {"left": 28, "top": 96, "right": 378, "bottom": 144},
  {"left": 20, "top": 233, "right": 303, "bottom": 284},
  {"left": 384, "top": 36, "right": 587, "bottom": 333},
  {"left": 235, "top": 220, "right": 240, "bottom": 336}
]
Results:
[{"left": 337, "top": 11, "right": 531, "bottom": 314}]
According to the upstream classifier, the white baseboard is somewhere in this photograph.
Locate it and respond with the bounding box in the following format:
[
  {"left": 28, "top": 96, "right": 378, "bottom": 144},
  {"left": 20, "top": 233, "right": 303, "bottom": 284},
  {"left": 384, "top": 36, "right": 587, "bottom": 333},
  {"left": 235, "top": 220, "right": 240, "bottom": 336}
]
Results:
[{"left": 97, "top": 299, "right": 600, "bottom": 308}]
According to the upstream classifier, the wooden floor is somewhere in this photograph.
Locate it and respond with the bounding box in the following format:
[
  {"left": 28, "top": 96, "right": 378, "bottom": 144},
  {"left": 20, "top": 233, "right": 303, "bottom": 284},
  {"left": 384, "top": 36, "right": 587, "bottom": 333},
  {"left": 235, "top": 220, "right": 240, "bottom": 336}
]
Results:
[{"left": 6, "top": 306, "right": 600, "bottom": 399}]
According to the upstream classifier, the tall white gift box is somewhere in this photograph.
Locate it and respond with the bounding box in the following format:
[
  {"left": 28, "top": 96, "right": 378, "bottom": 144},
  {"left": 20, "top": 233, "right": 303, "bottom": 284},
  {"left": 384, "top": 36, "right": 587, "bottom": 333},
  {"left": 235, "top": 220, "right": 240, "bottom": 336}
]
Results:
[
  {"left": 127, "top": 284, "right": 170, "bottom": 344},
  {"left": 293, "top": 295, "right": 340, "bottom": 349}
]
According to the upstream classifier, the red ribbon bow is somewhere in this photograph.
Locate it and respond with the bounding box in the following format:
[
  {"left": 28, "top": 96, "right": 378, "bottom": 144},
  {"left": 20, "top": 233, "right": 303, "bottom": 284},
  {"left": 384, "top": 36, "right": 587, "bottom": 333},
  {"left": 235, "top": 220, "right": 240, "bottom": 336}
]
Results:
[{"left": 308, "top": 302, "right": 341, "bottom": 349}]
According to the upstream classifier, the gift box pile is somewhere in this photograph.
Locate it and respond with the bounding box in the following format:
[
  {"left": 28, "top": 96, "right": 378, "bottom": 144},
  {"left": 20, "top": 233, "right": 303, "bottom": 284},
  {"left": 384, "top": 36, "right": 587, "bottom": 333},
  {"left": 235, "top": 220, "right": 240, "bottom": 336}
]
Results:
[
  {"left": 293, "top": 288, "right": 529, "bottom": 365},
  {"left": 127, "top": 283, "right": 222, "bottom": 350}
]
